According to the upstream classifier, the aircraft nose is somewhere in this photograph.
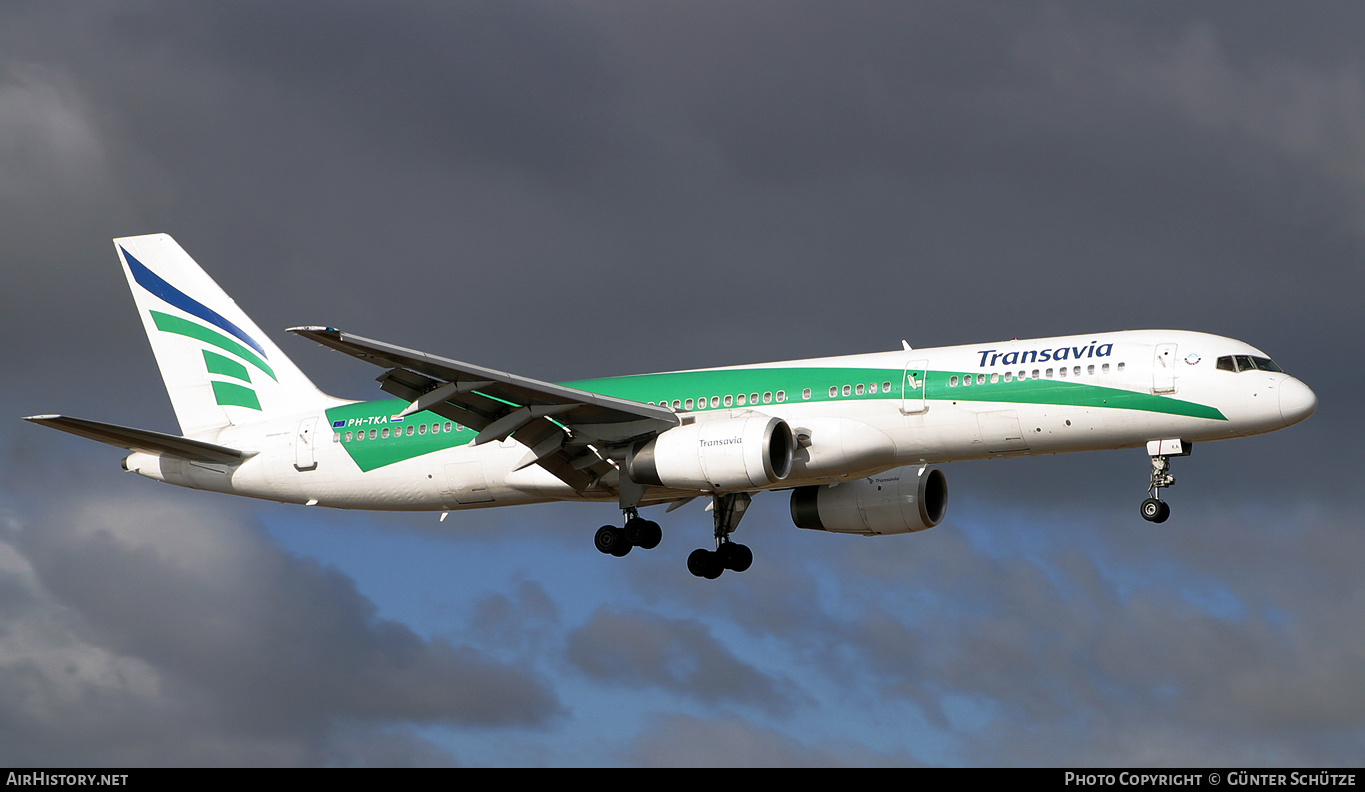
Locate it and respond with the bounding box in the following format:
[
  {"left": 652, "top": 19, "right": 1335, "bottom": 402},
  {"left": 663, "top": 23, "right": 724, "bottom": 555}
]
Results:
[{"left": 1279, "top": 377, "right": 1318, "bottom": 426}]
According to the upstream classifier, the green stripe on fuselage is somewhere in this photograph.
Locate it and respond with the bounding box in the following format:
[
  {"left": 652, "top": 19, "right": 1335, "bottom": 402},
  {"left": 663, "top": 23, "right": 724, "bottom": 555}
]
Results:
[
  {"left": 326, "top": 400, "right": 476, "bottom": 473},
  {"left": 568, "top": 365, "right": 1227, "bottom": 421},
  {"left": 328, "top": 365, "right": 1225, "bottom": 471},
  {"left": 930, "top": 370, "right": 1227, "bottom": 421}
]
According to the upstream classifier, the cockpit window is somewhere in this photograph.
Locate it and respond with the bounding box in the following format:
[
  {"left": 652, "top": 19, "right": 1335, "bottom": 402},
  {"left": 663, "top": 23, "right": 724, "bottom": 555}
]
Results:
[{"left": 1216, "top": 354, "right": 1282, "bottom": 373}]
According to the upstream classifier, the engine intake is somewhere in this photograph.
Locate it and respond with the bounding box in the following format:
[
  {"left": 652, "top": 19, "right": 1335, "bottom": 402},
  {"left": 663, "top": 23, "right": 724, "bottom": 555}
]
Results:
[
  {"left": 628, "top": 415, "right": 795, "bottom": 491},
  {"left": 790, "top": 465, "right": 948, "bottom": 535}
]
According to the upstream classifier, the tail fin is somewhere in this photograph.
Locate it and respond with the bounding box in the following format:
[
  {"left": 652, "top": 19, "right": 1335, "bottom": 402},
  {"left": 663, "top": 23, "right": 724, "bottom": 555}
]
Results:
[{"left": 116, "top": 233, "right": 335, "bottom": 436}]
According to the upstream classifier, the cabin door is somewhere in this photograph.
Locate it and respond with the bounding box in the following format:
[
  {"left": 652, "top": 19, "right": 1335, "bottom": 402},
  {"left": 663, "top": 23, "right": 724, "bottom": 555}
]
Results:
[
  {"left": 294, "top": 417, "right": 319, "bottom": 471},
  {"left": 1153, "top": 343, "right": 1178, "bottom": 394},
  {"left": 901, "top": 360, "right": 928, "bottom": 414}
]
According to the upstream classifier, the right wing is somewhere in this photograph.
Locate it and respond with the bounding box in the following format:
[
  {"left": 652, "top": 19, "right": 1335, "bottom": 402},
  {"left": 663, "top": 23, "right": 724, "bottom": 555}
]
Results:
[{"left": 288, "top": 327, "right": 681, "bottom": 491}]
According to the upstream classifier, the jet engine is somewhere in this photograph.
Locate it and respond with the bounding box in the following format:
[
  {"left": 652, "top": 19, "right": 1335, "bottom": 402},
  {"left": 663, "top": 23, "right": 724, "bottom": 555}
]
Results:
[
  {"left": 790, "top": 465, "right": 948, "bottom": 535},
  {"left": 627, "top": 415, "right": 795, "bottom": 491}
]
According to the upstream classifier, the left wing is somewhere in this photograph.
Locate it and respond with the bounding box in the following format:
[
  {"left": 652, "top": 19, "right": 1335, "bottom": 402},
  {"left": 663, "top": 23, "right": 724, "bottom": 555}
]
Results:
[
  {"left": 22, "top": 414, "right": 251, "bottom": 465},
  {"left": 288, "top": 327, "right": 680, "bottom": 491}
]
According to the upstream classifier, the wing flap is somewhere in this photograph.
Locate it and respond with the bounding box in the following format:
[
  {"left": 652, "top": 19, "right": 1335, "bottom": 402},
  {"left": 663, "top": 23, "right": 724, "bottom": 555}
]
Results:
[{"left": 287, "top": 326, "right": 669, "bottom": 492}]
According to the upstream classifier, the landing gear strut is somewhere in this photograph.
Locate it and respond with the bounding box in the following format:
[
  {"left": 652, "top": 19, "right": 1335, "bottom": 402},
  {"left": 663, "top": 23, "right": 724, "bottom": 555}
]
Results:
[
  {"left": 687, "top": 492, "right": 754, "bottom": 579},
  {"left": 1140, "top": 440, "right": 1189, "bottom": 523},
  {"left": 594, "top": 506, "right": 662, "bottom": 557}
]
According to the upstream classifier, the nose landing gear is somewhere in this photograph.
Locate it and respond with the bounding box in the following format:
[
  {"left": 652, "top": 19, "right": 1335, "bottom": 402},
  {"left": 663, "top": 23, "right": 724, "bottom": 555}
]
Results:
[{"left": 1140, "top": 439, "right": 1189, "bottom": 523}]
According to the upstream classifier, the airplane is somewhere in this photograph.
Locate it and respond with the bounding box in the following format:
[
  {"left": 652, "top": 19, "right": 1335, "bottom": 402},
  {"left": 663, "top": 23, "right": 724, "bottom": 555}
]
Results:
[{"left": 24, "top": 234, "right": 1318, "bottom": 579}]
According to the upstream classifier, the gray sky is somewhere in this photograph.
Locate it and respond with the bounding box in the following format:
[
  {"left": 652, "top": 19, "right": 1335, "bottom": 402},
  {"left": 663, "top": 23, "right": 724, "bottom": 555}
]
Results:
[{"left": 0, "top": 1, "right": 1360, "bottom": 766}]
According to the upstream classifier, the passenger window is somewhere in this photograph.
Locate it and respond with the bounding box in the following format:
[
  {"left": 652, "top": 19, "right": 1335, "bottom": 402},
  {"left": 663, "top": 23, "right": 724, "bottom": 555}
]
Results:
[
  {"left": 763, "top": 391, "right": 773, "bottom": 403},
  {"left": 830, "top": 386, "right": 839, "bottom": 397},
  {"left": 842, "top": 385, "right": 851, "bottom": 396},
  {"left": 803, "top": 388, "right": 812, "bottom": 400},
  {"left": 977, "top": 374, "right": 986, "bottom": 385},
  {"left": 855, "top": 384, "right": 865, "bottom": 395},
  {"left": 723, "top": 395, "right": 733, "bottom": 407},
  {"left": 1046, "top": 368, "right": 1054, "bottom": 378},
  {"left": 382, "top": 427, "right": 391, "bottom": 439},
  {"left": 369, "top": 429, "right": 377, "bottom": 440},
  {"left": 950, "top": 375, "right": 959, "bottom": 387},
  {"left": 1117, "top": 362, "right": 1126, "bottom": 372},
  {"left": 776, "top": 390, "right": 786, "bottom": 403},
  {"left": 345, "top": 431, "right": 353, "bottom": 442},
  {"left": 1087, "top": 365, "right": 1094, "bottom": 375},
  {"left": 738, "top": 394, "right": 747, "bottom": 405},
  {"left": 990, "top": 373, "right": 999, "bottom": 384},
  {"left": 405, "top": 425, "right": 414, "bottom": 436},
  {"left": 882, "top": 381, "right": 892, "bottom": 392},
  {"left": 1059, "top": 367, "right": 1067, "bottom": 378},
  {"left": 1003, "top": 372, "right": 1013, "bottom": 382},
  {"left": 750, "top": 393, "right": 759, "bottom": 405},
  {"left": 685, "top": 398, "right": 694, "bottom": 410},
  {"left": 419, "top": 423, "right": 427, "bottom": 435},
  {"left": 333, "top": 432, "right": 340, "bottom": 443},
  {"left": 710, "top": 396, "right": 720, "bottom": 408}
]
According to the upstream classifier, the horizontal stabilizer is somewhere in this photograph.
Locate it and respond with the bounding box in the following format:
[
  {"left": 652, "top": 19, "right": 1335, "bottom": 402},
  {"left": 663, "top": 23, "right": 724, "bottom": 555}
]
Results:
[{"left": 22, "top": 414, "right": 250, "bottom": 465}]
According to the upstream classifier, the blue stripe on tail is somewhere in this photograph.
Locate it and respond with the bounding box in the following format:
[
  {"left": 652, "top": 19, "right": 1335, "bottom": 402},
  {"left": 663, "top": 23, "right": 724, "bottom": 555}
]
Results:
[{"left": 122, "top": 246, "right": 269, "bottom": 358}]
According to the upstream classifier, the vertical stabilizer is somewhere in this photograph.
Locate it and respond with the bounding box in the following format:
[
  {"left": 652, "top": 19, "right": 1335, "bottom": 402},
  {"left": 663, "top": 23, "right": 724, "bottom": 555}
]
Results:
[{"left": 115, "top": 233, "right": 334, "bottom": 436}]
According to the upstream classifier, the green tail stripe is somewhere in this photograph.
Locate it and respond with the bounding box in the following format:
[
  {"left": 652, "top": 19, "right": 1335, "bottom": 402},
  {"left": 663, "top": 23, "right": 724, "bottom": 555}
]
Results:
[
  {"left": 151, "top": 310, "right": 277, "bottom": 381},
  {"left": 203, "top": 350, "right": 250, "bottom": 382},
  {"left": 211, "top": 380, "right": 262, "bottom": 410}
]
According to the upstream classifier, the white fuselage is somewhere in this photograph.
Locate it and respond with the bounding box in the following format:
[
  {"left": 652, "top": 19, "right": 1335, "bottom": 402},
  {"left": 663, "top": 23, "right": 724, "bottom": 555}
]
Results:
[{"left": 122, "top": 329, "right": 1317, "bottom": 512}]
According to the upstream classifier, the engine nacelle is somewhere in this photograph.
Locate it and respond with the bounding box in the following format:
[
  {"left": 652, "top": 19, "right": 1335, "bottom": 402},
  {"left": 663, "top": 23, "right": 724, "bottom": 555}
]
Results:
[
  {"left": 628, "top": 415, "right": 795, "bottom": 491},
  {"left": 790, "top": 465, "right": 948, "bottom": 535}
]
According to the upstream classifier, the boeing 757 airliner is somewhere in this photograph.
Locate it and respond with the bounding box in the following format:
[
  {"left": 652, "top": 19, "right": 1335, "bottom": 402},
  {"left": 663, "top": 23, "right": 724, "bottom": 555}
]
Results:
[{"left": 25, "top": 235, "right": 1317, "bottom": 578}]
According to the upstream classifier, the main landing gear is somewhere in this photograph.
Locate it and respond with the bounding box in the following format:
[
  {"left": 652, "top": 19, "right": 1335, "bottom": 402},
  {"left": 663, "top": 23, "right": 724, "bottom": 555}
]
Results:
[
  {"left": 1140, "top": 440, "right": 1189, "bottom": 523},
  {"left": 592, "top": 488, "right": 756, "bottom": 580},
  {"left": 686, "top": 492, "right": 754, "bottom": 580},
  {"left": 594, "top": 508, "right": 662, "bottom": 557}
]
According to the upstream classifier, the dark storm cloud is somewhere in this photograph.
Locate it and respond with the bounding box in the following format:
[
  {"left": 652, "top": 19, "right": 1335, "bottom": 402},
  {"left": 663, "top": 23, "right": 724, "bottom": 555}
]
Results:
[
  {"left": 623, "top": 713, "right": 920, "bottom": 767},
  {"left": 565, "top": 606, "right": 797, "bottom": 714},
  {"left": 0, "top": 491, "right": 558, "bottom": 765},
  {"left": 786, "top": 503, "right": 1365, "bottom": 765}
]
